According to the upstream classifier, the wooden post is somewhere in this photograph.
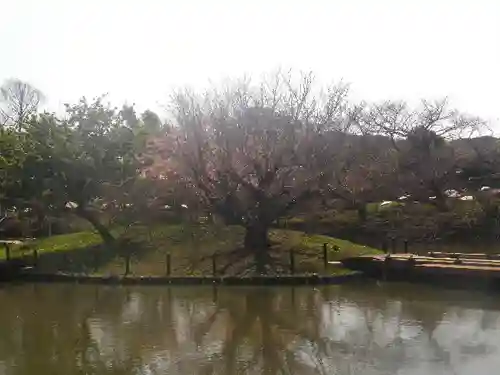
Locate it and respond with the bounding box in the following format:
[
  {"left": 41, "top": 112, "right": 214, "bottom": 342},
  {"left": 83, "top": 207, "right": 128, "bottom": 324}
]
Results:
[
  {"left": 125, "top": 253, "right": 131, "bottom": 276},
  {"left": 289, "top": 249, "right": 295, "bottom": 275},
  {"left": 404, "top": 240, "right": 409, "bottom": 254},
  {"left": 166, "top": 253, "right": 171, "bottom": 276},
  {"left": 323, "top": 243, "right": 328, "bottom": 271},
  {"left": 33, "top": 249, "right": 38, "bottom": 267},
  {"left": 212, "top": 254, "right": 217, "bottom": 277},
  {"left": 382, "top": 240, "right": 388, "bottom": 254},
  {"left": 4, "top": 243, "right": 10, "bottom": 261},
  {"left": 94, "top": 252, "right": 99, "bottom": 272},
  {"left": 63, "top": 253, "right": 69, "bottom": 271}
]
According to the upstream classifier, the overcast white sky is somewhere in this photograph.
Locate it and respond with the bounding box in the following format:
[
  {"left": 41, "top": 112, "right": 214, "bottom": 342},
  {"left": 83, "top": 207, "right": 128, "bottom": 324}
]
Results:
[{"left": 1, "top": 0, "right": 499, "bottom": 127}]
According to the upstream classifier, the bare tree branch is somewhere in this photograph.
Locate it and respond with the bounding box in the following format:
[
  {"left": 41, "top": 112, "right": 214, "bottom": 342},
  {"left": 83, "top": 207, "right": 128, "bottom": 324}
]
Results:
[{"left": 0, "top": 78, "right": 44, "bottom": 129}]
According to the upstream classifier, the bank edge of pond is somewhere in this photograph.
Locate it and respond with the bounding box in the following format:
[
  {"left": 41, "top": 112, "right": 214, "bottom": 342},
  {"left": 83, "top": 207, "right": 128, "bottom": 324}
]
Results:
[
  {"left": 12, "top": 271, "right": 366, "bottom": 286},
  {"left": 9, "top": 272, "right": 500, "bottom": 293}
]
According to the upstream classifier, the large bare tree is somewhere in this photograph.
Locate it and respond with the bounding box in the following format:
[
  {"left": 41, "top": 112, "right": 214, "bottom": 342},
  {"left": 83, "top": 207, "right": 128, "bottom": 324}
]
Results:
[
  {"left": 0, "top": 78, "right": 44, "bottom": 128},
  {"left": 353, "top": 98, "right": 485, "bottom": 209},
  {"left": 146, "top": 72, "right": 378, "bottom": 274}
]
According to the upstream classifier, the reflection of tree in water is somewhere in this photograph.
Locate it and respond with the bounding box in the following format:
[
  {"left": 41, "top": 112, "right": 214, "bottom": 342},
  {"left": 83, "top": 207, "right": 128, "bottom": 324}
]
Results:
[
  {"left": 1, "top": 284, "right": 500, "bottom": 374},
  {"left": 188, "top": 287, "right": 332, "bottom": 375},
  {"left": 0, "top": 286, "right": 337, "bottom": 374}
]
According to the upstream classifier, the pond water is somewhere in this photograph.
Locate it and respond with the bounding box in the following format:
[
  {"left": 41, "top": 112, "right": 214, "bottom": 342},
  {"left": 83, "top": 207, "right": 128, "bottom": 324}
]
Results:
[{"left": 1, "top": 282, "right": 500, "bottom": 375}]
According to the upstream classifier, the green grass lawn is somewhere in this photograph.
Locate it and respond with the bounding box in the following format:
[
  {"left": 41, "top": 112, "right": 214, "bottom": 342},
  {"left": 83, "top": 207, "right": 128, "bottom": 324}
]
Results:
[
  {"left": 1, "top": 224, "right": 381, "bottom": 276},
  {"left": 0, "top": 232, "right": 102, "bottom": 259}
]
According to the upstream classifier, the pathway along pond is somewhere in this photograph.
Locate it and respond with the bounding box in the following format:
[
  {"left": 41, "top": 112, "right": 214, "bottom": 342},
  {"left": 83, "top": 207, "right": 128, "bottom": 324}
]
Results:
[{"left": 1, "top": 283, "right": 500, "bottom": 374}]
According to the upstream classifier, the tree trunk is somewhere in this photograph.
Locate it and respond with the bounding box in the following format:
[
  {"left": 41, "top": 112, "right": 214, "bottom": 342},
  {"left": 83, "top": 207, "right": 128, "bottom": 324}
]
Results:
[
  {"left": 76, "top": 208, "right": 115, "bottom": 245},
  {"left": 431, "top": 189, "right": 448, "bottom": 211},
  {"left": 357, "top": 204, "right": 367, "bottom": 222},
  {"left": 244, "top": 223, "right": 270, "bottom": 275},
  {"left": 428, "top": 180, "right": 449, "bottom": 211}
]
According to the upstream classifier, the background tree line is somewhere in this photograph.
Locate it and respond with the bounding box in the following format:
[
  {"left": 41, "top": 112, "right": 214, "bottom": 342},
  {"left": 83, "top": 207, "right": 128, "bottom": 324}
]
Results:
[{"left": 1, "top": 72, "right": 500, "bottom": 273}]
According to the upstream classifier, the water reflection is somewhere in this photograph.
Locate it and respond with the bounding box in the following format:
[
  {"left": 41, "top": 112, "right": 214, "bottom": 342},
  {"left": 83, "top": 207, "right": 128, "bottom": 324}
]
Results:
[{"left": 0, "top": 283, "right": 500, "bottom": 374}]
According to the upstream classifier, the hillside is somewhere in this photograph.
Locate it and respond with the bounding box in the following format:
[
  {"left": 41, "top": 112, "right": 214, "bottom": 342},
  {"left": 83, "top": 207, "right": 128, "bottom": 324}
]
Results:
[{"left": 1, "top": 224, "right": 381, "bottom": 276}]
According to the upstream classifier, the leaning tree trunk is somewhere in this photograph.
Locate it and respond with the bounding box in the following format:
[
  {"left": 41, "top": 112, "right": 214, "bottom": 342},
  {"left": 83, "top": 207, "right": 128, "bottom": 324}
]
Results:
[
  {"left": 357, "top": 204, "right": 368, "bottom": 222},
  {"left": 244, "top": 223, "right": 270, "bottom": 275},
  {"left": 76, "top": 207, "right": 115, "bottom": 245},
  {"left": 430, "top": 186, "right": 448, "bottom": 211}
]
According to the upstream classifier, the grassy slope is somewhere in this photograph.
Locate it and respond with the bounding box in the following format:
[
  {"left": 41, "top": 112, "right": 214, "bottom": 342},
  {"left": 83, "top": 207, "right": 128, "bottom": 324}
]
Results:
[{"left": 1, "top": 224, "right": 381, "bottom": 276}]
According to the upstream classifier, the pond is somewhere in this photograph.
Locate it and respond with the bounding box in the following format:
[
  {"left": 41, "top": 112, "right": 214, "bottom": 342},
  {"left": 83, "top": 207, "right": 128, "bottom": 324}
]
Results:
[{"left": 0, "top": 282, "right": 500, "bottom": 374}]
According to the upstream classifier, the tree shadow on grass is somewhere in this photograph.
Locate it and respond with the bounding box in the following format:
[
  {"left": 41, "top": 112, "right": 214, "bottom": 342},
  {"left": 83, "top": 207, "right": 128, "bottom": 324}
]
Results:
[{"left": 32, "top": 237, "right": 153, "bottom": 275}]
